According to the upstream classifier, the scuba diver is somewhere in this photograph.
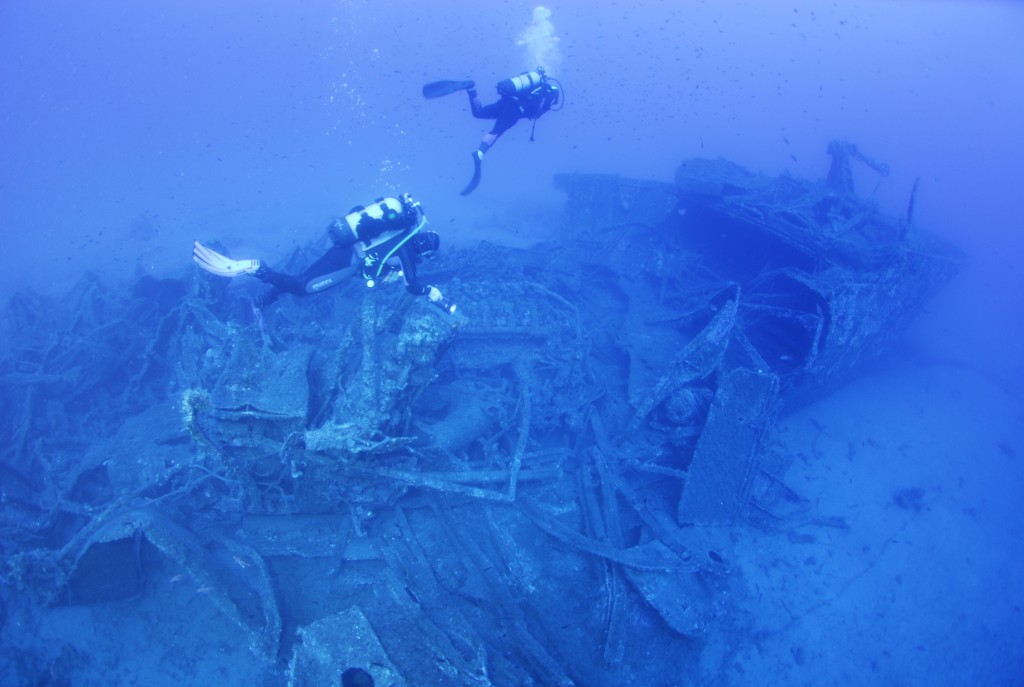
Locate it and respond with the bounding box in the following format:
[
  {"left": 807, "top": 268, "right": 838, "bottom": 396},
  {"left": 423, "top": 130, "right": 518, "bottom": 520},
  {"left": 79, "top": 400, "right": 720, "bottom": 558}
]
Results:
[
  {"left": 192, "top": 193, "right": 456, "bottom": 314},
  {"left": 423, "top": 67, "right": 562, "bottom": 195}
]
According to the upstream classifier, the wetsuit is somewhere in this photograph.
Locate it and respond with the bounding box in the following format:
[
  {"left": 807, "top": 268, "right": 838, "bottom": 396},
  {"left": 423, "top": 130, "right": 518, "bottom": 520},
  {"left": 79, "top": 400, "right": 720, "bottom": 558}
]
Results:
[
  {"left": 469, "top": 92, "right": 524, "bottom": 138},
  {"left": 467, "top": 84, "right": 558, "bottom": 139},
  {"left": 256, "top": 243, "right": 355, "bottom": 297},
  {"left": 255, "top": 196, "right": 429, "bottom": 301}
]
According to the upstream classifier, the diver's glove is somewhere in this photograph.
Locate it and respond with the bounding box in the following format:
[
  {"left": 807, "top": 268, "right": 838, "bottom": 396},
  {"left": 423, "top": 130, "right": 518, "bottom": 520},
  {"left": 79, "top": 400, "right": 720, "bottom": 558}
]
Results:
[
  {"left": 427, "top": 286, "right": 457, "bottom": 314},
  {"left": 193, "top": 241, "right": 261, "bottom": 277}
]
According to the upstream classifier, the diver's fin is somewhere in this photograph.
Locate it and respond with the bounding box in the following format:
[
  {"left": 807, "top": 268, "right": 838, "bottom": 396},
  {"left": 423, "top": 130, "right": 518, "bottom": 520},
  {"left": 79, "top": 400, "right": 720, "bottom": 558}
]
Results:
[
  {"left": 193, "top": 241, "right": 261, "bottom": 277},
  {"left": 422, "top": 80, "right": 475, "bottom": 99},
  {"left": 459, "top": 153, "right": 483, "bottom": 196}
]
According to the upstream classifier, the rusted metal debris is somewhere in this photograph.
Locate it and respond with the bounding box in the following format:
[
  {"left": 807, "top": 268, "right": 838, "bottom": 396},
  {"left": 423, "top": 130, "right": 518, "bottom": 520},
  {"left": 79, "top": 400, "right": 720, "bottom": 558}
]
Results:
[{"left": 0, "top": 144, "right": 962, "bottom": 685}]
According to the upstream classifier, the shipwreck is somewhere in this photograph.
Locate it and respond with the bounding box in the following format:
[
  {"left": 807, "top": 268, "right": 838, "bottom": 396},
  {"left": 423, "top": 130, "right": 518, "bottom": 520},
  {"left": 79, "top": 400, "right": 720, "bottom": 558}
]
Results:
[{"left": 0, "top": 142, "right": 962, "bottom": 686}]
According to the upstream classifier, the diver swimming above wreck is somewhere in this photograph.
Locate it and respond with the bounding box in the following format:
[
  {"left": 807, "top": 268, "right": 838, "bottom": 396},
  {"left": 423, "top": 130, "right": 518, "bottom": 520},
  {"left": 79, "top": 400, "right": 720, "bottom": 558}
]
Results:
[
  {"left": 423, "top": 67, "right": 563, "bottom": 195},
  {"left": 193, "top": 192, "right": 456, "bottom": 314}
]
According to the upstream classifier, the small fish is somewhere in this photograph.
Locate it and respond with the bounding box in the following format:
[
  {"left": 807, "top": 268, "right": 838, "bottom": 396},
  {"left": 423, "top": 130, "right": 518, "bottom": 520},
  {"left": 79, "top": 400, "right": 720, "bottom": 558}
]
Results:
[
  {"left": 233, "top": 555, "right": 251, "bottom": 569},
  {"left": 196, "top": 586, "right": 214, "bottom": 594},
  {"left": 169, "top": 574, "right": 185, "bottom": 584}
]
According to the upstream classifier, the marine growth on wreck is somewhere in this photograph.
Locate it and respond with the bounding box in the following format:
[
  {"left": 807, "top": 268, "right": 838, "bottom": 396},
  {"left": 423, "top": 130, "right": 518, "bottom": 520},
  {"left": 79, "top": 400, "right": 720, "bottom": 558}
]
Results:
[{"left": 0, "top": 147, "right": 962, "bottom": 686}]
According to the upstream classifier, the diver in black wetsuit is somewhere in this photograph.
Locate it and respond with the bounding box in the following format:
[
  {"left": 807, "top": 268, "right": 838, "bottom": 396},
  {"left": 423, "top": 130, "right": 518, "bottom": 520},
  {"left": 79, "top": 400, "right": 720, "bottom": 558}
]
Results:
[
  {"left": 423, "top": 68, "right": 561, "bottom": 195},
  {"left": 192, "top": 193, "right": 456, "bottom": 314}
]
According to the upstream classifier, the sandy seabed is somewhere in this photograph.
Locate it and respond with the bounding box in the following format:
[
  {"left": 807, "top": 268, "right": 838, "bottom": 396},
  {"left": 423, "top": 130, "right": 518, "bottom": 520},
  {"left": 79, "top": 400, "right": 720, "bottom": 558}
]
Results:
[{"left": 728, "top": 360, "right": 1024, "bottom": 687}]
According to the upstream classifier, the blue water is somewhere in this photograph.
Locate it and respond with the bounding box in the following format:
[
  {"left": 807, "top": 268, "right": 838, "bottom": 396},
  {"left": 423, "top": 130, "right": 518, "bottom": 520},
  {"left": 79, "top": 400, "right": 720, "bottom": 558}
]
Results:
[{"left": 1, "top": 2, "right": 1022, "bottom": 685}]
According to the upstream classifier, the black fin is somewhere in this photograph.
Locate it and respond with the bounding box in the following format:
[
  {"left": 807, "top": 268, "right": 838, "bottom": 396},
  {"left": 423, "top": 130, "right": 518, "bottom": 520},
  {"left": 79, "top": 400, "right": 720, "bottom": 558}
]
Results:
[
  {"left": 460, "top": 155, "right": 482, "bottom": 196},
  {"left": 422, "top": 80, "right": 474, "bottom": 99}
]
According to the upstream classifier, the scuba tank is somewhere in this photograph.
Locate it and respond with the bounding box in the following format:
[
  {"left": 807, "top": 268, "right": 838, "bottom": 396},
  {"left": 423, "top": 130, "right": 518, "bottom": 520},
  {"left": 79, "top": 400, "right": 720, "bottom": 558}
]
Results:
[
  {"left": 341, "top": 195, "right": 419, "bottom": 242},
  {"left": 497, "top": 68, "right": 546, "bottom": 97},
  {"left": 348, "top": 194, "right": 427, "bottom": 284}
]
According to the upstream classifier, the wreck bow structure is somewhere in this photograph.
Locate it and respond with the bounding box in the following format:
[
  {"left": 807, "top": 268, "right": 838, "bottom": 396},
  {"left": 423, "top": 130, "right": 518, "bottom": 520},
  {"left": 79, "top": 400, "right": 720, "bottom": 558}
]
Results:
[{"left": 0, "top": 144, "right": 962, "bottom": 685}]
